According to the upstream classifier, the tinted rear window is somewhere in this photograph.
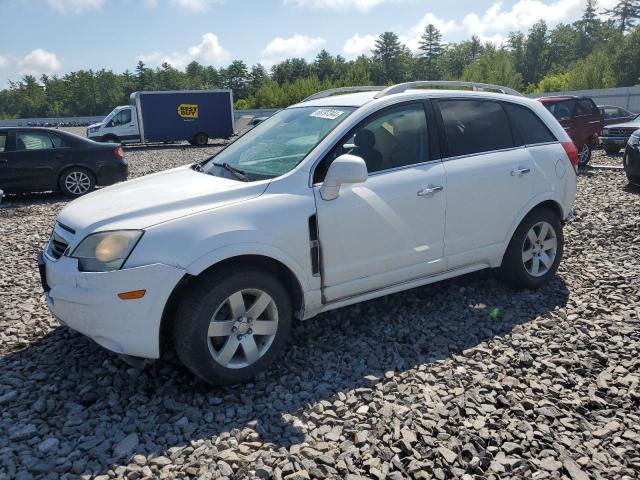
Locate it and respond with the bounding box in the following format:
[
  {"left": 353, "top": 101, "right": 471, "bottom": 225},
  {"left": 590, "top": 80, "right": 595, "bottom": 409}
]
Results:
[
  {"left": 503, "top": 103, "right": 556, "bottom": 145},
  {"left": 545, "top": 100, "right": 573, "bottom": 120},
  {"left": 437, "top": 99, "right": 514, "bottom": 157}
]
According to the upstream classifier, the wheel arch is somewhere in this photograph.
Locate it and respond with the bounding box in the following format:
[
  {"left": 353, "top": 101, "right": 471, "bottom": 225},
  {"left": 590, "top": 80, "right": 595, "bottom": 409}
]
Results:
[
  {"left": 57, "top": 164, "right": 97, "bottom": 187},
  {"left": 498, "top": 196, "right": 565, "bottom": 267},
  {"left": 158, "top": 254, "right": 306, "bottom": 358}
]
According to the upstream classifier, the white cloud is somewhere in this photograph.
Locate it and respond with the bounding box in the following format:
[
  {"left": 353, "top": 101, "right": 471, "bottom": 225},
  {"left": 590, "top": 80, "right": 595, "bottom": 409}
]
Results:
[
  {"left": 0, "top": 56, "right": 8, "bottom": 70},
  {"left": 363, "top": 0, "right": 608, "bottom": 54},
  {"left": 168, "top": 0, "right": 222, "bottom": 12},
  {"left": 45, "top": 0, "right": 104, "bottom": 13},
  {"left": 19, "top": 49, "right": 62, "bottom": 75},
  {"left": 138, "top": 32, "right": 230, "bottom": 68},
  {"left": 284, "top": 0, "right": 401, "bottom": 11},
  {"left": 342, "top": 34, "right": 377, "bottom": 58},
  {"left": 260, "top": 34, "right": 326, "bottom": 67}
]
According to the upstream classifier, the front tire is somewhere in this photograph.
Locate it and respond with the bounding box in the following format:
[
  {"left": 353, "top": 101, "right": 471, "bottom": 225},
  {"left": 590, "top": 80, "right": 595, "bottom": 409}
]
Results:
[
  {"left": 59, "top": 167, "right": 95, "bottom": 197},
  {"left": 174, "top": 266, "right": 292, "bottom": 385},
  {"left": 499, "top": 208, "right": 564, "bottom": 289},
  {"left": 627, "top": 173, "right": 640, "bottom": 185}
]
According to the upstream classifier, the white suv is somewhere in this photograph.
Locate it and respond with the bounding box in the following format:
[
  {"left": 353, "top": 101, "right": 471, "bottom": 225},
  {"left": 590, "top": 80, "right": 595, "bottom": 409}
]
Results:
[{"left": 40, "top": 81, "right": 578, "bottom": 385}]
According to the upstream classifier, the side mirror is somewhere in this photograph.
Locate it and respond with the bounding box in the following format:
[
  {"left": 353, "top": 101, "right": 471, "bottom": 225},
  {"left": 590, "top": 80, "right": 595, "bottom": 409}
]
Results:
[{"left": 320, "top": 154, "right": 368, "bottom": 201}]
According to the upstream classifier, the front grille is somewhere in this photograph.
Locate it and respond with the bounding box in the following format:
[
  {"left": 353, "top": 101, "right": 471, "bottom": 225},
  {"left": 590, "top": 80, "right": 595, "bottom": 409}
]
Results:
[
  {"left": 48, "top": 231, "right": 69, "bottom": 259},
  {"left": 608, "top": 127, "right": 637, "bottom": 137}
]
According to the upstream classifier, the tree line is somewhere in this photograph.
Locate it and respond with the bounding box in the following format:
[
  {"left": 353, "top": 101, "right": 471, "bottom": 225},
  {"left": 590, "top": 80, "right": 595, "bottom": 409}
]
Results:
[{"left": 1, "top": 0, "right": 640, "bottom": 118}]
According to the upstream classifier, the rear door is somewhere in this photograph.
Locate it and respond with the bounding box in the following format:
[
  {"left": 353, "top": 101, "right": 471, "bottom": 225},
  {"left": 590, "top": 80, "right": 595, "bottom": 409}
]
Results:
[
  {"left": 7, "top": 131, "right": 57, "bottom": 190},
  {"left": 573, "top": 98, "right": 603, "bottom": 145},
  {"left": 545, "top": 99, "right": 577, "bottom": 142},
  {"left": 435, "top": 99, "right": 538, "bottom": 270}
]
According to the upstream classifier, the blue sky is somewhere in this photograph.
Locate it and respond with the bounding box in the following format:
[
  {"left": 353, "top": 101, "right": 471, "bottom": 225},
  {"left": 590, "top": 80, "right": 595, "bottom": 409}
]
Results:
[{"left": 0, "top": 0, "right": 614, "bottom": 87}]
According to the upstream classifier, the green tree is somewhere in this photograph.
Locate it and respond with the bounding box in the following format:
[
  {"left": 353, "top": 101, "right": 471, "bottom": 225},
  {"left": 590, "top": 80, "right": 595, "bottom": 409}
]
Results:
[
  {"left": 372, "top": 32, "right": 408, "bottom": 83},
  {"left": 418, "top": 24, "right": 444, "bottom": 80},
  {"left": 604, "top": 0, "right": 640, "bottom": 33},
  {"left": 462, "top": 47, "right": 523, "bottom": 91},
  {"left": 224, "top": 60, "right": 249, "bottom": 99},
  {"left": 523, "top": 20, "right": 549, "bottom": 86}
]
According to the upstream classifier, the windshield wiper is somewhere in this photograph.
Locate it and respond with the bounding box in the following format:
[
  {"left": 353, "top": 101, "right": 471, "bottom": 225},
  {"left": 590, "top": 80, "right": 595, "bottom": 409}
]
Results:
[{"left": 213, "top": 162, "right": 249, "bottom": 182}]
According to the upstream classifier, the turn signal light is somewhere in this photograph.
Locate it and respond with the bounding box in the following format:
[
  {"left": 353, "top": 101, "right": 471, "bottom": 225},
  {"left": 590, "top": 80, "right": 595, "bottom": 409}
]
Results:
[{"left": 117, "top": 289, "right": 146, "bottom": 300}]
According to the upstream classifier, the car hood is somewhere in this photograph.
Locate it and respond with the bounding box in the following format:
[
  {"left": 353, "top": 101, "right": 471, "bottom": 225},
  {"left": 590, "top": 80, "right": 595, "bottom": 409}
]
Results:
[
  {"left": 606, "top": 121, "right": 640, "bottom": 129},
  {"left": 57, "top": 166, "right": 269, "bottom": 234},
  {"left": 87, "top": 122, "right": 103, "bottom": 129}
]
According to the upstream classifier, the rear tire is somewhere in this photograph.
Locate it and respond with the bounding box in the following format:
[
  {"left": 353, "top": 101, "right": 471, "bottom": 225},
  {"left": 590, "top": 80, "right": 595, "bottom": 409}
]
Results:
[
  {"left": 604, "top": 146, "right": 621, "bottom": 155},
  {"left": 499, "top": 208, "right": 564, "bottom": 289},
  {"left": 578, "top": 143, "right": 592, "bottom": 166},
  {"left": 59, "top": 167, "right": 95, "bottom": 197},
  {"left": 174, "top": 266, "right": 292, "bottom": 385},
  {"left": 193, "top": 132, "right": 208, "bottom": 146}
]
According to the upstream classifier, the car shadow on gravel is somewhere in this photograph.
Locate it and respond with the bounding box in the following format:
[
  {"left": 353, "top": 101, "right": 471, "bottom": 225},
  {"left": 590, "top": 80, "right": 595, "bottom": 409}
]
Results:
[{"left": 0, "top": 271, "right": 569, "bottom": 477}]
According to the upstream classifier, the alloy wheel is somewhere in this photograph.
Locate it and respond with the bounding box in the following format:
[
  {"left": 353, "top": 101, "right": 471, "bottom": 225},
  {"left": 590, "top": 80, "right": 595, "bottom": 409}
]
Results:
[
  {"left": 64, "top": 171, "right": 91, "bottom": 195},
  {"left": 522, "top": 221, "right": 557, "bottom": 277},
  {"left": 578, "top": 144, "right": 590, "bottom": 165},
  {"left": 207, "top": 289, "right": 278, "bottom": 369}
]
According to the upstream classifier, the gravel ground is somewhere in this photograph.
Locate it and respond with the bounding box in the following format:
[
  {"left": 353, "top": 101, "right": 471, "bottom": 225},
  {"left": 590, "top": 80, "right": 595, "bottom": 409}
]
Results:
[{"left": 1, "top": 141, "right": 639, "bottom": 480}]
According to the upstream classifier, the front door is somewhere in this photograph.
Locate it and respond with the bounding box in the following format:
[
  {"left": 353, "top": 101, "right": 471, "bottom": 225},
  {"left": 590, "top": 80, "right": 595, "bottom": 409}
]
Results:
[{"left": 313, "top": 102, "right": 447, "bottom": 302}]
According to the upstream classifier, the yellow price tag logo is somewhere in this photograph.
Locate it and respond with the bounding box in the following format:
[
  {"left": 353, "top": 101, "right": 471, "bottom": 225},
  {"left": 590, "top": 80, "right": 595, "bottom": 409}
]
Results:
[{"left": 178, "top": 104, "right": 198, "bottom": 119}]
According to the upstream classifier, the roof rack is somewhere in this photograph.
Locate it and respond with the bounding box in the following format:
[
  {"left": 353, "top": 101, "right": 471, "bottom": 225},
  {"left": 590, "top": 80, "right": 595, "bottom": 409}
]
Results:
[
  {"left": 302, "top": 86, "right": 386, "bottom": 102},
  {"left": 373, "top": 81, "right": 523, "bottom": 98}
]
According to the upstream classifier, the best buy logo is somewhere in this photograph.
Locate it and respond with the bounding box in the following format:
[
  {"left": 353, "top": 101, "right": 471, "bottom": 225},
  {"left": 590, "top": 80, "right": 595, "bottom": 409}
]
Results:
[{"left": 178, "top": 104, "right": 198, "bottom": 119}]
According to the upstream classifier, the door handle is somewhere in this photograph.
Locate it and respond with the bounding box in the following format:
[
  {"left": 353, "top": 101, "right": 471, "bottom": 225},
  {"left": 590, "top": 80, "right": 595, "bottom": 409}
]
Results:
[
  {"left": 417, "top": 185, "right": 444, "bottom": 197},
  {"left": 589, "top": 120, "right": 601, "bottom": 124},
  {"left": 55, "top": 154, "right": 64, "bottom": 159},
  {"left": 511, "top": 167, "right": 531, "bottom": 176}
]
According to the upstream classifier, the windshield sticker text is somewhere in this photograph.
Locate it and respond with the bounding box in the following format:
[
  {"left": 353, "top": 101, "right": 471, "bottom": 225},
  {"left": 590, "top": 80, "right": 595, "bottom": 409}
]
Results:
[{"left": 310, "top": 109, "right": 344, "bottom": 120}]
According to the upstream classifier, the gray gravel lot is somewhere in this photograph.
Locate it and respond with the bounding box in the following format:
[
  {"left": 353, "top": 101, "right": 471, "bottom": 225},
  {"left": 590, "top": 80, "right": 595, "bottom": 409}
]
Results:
[{"left": 1, "top": 137, "right": 639, "bottom": 480}]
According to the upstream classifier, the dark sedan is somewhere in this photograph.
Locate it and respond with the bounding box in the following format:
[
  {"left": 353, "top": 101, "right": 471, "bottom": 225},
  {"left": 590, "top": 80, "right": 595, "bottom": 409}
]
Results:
[
  {"left": 623, "top": 130, "right": 640, "bottom": 185},
  {"left": 599, "top": 105, "right": 637, "bottom": 126},
  {"left": 0, "top": 127, "right": 127, "bottom": 197}
]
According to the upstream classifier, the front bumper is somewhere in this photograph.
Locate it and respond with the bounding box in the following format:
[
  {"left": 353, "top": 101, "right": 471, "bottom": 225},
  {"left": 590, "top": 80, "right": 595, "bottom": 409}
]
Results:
[
  {"left": 40, "top": 252, "right": 185, "bottom": 359},
  {"left": 599, "top": 136, "right": 630, "bottom": 147}
]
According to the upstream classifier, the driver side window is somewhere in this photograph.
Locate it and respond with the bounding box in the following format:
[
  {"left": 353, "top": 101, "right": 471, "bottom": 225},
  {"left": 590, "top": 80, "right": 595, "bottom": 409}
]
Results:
[{"left": 314, "top": 103, "right": 429, "bottom": 183}]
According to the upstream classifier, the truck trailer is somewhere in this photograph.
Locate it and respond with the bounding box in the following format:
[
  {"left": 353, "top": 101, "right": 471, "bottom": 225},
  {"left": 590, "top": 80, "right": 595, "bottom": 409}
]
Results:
[{"left": 86, "top": 90, "right": 234, "bottom": 146}]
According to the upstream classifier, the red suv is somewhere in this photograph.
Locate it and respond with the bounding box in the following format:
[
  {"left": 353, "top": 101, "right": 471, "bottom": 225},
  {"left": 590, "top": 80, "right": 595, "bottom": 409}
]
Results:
[{"left": 537, "top": 96, "right": 604, "bottom": 166}]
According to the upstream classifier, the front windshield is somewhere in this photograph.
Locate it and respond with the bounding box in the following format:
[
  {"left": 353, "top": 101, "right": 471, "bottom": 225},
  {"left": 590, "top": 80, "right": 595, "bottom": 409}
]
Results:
[{"left": 203, "top": 106, "right": 355, "bottom": 181}]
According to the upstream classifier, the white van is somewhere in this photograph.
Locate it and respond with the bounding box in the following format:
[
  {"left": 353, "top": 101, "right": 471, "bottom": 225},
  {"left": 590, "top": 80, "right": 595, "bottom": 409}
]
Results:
[
  {"left": 87, "top": 105, "right": 140, "bottom": 144},
  {"left": 41, "top": 82, "right": 578, "bottom": 385}
]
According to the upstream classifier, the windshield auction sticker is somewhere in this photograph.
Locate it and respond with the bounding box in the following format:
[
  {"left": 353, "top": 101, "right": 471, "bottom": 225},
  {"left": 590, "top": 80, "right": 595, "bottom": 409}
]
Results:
[{"left": 310, "top": 109, "right": 344, "bottom": 120}]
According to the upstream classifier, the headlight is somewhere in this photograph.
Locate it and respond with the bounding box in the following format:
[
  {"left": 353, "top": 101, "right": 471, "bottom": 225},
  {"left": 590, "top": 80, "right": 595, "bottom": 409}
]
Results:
[
  {"left": 71, "top": 230, "right": 143, "bottom": 272},
  {"left": 89, "top": 126, "right": 99, "bottom": 133},
  {"left": 629, "top": 134, "right": 640, "bottom": 146},
  {"left": 602, "top": 128, "right": 610, "bottom": 136}
]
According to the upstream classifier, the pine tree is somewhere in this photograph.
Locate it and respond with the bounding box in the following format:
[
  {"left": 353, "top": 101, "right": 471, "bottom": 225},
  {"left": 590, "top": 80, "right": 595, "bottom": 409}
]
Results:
[
  {"left": 418, "top": 24, "right": 444, "bottom": 80},
  {"left": 373, "top": 32, "right": 407, "bottom": 83},
  {"left": 604, "top": 0, "right": 640, "bottom": 33}
]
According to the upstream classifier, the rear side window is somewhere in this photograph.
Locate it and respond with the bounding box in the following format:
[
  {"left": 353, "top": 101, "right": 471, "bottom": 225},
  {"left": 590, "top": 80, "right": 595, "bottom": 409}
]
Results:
[
  {"left": 0, "top": 133, "right": 6, "bottom": 152},
  {"left": 436, "top": 99, "right": 514, "bottom": 157},
  {"left": 49, "top": 133, "right": 67, "bottom": 148},
  {"left": 503, "top": 103, "right": 556, "bottom": 145},
  {"left": 545, "top": 100, "right": 574, "bottom": 120}
]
